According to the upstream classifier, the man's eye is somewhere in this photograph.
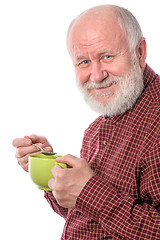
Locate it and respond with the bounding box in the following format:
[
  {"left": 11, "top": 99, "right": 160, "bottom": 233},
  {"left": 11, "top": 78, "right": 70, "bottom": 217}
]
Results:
[
  {"left": 81, "top": 60, "right": 89, "bottom": 65},
  {"left": 102, "top": 55, "right": 113, "bottom": 63},
  {"left": 104, "top": 55, "right": 111, "bottom": 59},
  {"left": 77, "top": 60, "right": 90, "bottom": 67}
]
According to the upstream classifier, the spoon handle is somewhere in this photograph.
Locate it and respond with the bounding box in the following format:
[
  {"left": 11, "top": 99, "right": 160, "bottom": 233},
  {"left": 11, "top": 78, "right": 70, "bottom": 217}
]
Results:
[{"left": 32, "top": 143, "right": 44, "bottom": 152}]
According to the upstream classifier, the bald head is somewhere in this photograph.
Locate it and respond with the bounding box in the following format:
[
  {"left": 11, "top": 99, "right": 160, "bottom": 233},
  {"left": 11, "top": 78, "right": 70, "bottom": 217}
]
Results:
[
  {"left": 67, "top": 4, "right": 143, "bottom": 54},
  {"left": 71, "top": 5, "right": 117, "bottom": 27}
]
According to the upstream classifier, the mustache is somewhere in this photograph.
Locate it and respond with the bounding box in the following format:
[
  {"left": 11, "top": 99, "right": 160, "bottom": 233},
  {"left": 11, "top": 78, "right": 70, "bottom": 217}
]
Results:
[{"left": 83, "top": 77, "right": 121, "bottom": 90}]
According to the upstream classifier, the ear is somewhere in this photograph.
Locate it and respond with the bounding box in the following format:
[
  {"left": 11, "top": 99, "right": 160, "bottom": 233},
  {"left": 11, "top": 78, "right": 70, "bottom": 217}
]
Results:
[{"left": 136, "top": 37, "right": 147, "bottom": 70}]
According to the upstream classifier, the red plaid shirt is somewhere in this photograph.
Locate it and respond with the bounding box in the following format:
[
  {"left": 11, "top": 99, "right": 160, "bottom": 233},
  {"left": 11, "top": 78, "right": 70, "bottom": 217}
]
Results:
[{"left": 45, "top": 64, "right": 160, "bottom": 239}]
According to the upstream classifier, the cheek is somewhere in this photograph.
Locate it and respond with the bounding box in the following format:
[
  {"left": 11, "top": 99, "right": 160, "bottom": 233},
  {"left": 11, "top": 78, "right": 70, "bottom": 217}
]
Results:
[
  {"left": 107, "top": 59, "right": 132, "bottom": 77},
  {"left": 107, "top": 66, "right": 125, "bottom": 77},
  {"left": 75, "top": 69, "right": 90, "bottom": 86}
]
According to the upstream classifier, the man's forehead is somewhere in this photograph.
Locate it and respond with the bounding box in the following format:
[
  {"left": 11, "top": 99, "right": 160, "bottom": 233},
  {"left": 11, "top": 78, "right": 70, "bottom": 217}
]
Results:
[
  {"left": 71, "top": 13, "right": 118, "bottom": 35},
  {"left": 69, "top": 16, "right": 122, "bottom": 49},
  {"left": 69, "top": 25, "right": 126, "bottom": 59}
]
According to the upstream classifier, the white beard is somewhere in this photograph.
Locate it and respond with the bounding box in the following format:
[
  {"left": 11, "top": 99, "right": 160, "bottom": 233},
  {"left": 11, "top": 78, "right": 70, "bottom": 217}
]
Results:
[{"left": 77, "top": 58, "right": 144, "bottom": 117}]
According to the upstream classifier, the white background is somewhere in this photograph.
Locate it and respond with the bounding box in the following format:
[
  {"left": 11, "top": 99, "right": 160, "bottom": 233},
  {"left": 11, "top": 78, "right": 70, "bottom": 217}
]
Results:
[{"left": 0, "top": 0, "right": 159, "bottom": 239}]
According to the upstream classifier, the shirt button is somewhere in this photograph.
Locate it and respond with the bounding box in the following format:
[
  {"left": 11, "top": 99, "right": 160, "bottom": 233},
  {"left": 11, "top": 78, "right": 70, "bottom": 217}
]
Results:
[{"left": 102, "top": 140, "right": 107, "bottom": 146}]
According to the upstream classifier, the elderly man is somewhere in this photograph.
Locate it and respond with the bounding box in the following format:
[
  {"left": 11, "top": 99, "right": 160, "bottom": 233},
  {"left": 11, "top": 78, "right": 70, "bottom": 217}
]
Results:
[{"left": 13, "top": 5, "right": 160, "bottom": 239}]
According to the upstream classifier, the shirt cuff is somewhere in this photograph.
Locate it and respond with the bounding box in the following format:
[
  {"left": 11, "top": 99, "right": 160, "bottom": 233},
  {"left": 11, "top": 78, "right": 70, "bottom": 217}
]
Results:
[
  {"left": 76, "top": 174, "right": 115, "bottom": 221},
  {"left": 44, "top": 190, "right": 57, "bottom": 205},
  {"left": 44, "top": 190, "right": 69, "bottom": 219}
]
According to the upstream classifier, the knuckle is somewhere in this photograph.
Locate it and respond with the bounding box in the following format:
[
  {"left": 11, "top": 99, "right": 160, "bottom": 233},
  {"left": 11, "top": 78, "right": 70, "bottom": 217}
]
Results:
[
  {"left": 17, "top": 158, "right": 23, "bottom": 167},
  {"left": 56, "top": 199, "right": 64, "bottom": 206},
  {"left": 14, "top": 153, "right": 18, "bottom": 160},
  {"left": 80, "top": 157, "right": 86, "bottom": 165},
  {"left": 64, "top": 154, "right": 72, "bottom": 159},
  {"left": 54, "top": 182, "right": 64, "bottom": 192},
  {"left": 29, "top": 134, "right": 37, "bottom": 138},
  {"left": 17, "top": 158, "right": 21, "bottom": 165},
  {"left": 76, "top": 158, "right": 83, "bottom": 168},
  {"left": 53, "top": 191, "right": 60, "bottom": 202},
  {"left": 55, "top": 171, "right": 63, "bottom": 180},
  {"left": 54, "top": 165, "right": 60, "bottom": 171},
  {"left": 12, "top": 139, "right": 16, "bottom": 147},
  {"left": 48, "top": 179, "right": 54, "bottom": 189},
  {"left": 54, "top": 192, "right": 63, "bottom": 204},
  {"left": 17, "top": 147, "right": 29, "bottom": 158},
  {"left": 24, "top": 164, "right": 29, "bottom": 172},
  {"left": 16, "top": 148, "right": 23, "bottom": 157}
]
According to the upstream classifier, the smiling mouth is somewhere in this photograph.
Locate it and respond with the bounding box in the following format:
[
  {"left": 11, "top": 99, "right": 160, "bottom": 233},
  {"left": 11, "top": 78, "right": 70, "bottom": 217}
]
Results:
[
  {"left": 86, "top": 78, "right": 118, "bottom": 90},
  {"left": 88, "top": 82, "right": 117, "bottom": 98},
  {"left": 90, "top": 82, "right": 116, "bottom": 92},
  {"left": 96, "top": 83, "right": 114, "bottom": 89}
]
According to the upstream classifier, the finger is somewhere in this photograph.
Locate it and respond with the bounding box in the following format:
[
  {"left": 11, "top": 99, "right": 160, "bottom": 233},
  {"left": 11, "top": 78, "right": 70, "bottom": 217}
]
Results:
[
  {"left": 23, "top": 163, "right": 29, "bottom": 172},
  {"left": 56, "top": 154, "right": 78, "bottom": 168},
  {"left": 27, "top": 134, "right": 48, "bottom": 145},
  {"left": 17, "top": 154, "right": 28, "bottom": 165},
  {"left": 25, "top": 135, "right": 53, "bottom": 152},
  {"left": 17, "top": 159, "right": 29, "bottom": 172},
  {"left": 51, "top": 165, "right": 62, "bottom": 178},
  {"left": 12, "top": 138, "right": 32, "bottom": 148},
  {"left": 17, "top": 154, "right": 29, "bottom": 171},
  {"left": 15, "top": 144, "right": 42, "bottom": 158},
  {"left": 17, "top": 151, "right": 41, "bottom": 172},
  {"left": 48, "top": 178, "right": 55, "bottom": 190},
  {"left": 43, "top": 146, "right": 53, "bottom": 152}
]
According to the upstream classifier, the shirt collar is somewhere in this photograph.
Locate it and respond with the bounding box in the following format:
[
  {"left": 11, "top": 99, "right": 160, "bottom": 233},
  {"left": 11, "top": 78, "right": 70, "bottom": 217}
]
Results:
[
  {"left": 104, "top": 64, "right": 157, "bottom": 122},
  {"left": 143, "top": 63, "right": 157, "bottom": 88}
]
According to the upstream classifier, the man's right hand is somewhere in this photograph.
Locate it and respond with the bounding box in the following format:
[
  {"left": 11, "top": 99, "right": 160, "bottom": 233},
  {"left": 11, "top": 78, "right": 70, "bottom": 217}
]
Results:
[{"left": 12, "top": 134, "right": 53, "bottom": 172}]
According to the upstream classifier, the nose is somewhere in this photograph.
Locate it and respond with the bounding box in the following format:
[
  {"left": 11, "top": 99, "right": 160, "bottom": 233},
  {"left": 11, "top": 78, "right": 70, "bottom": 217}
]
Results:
[{"left": 90, "top": 62, "right": 108, "bottom": 82}]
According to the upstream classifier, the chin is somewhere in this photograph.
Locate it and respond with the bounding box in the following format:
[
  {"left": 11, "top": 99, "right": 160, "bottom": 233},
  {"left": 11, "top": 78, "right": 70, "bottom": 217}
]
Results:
[{"left": 94, "top": 93, "right": 116, "bottom": 105}]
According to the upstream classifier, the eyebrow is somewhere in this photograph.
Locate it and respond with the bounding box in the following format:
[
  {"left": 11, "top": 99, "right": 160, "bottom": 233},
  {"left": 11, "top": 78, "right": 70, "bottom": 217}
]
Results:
[
  {"left": 98, "top": 49, "right": 115, "bottom": 55},
  {"left": 75, "top": 50, "right": 116, "bottom": 63},
  {"left": 75, "top": 56, "right": 87, "bottom": 62}
]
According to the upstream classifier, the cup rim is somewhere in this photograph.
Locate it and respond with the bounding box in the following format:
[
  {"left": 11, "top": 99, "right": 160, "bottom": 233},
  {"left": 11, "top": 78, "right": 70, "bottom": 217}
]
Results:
[{"left": 29, "top": 154, "right": 63, "bottom": 159}]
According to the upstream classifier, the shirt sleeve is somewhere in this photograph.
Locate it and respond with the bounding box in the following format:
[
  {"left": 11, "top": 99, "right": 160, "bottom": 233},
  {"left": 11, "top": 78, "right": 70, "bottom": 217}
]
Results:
[
  {"left": 76, "top": 138, "right": 160, "bottom": 239},
  {"left": 44, "top": 191, "right": 68, "bottom": 220}
]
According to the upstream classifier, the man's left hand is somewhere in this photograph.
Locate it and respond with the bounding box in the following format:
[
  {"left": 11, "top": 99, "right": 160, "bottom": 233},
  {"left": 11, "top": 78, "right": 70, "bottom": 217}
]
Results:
[{"left": 48, "top": 154, "right": 95, "bottom": 209}]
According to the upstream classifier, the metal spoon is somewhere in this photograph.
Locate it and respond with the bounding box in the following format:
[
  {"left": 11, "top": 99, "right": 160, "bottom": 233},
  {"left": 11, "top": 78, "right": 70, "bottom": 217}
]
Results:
[{"left": 33, "top": 144, "right": 57, "bottom": 155}]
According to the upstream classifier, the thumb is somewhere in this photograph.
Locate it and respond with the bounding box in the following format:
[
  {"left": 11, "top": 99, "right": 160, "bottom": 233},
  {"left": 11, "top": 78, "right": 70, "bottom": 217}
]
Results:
[{"left": 56, "top": 154, "right": 78, "bottom": 168}]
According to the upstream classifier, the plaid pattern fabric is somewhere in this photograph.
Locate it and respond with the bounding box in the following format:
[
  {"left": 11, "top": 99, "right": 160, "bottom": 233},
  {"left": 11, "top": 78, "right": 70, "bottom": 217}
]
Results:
[{"left": 44, "top": 64, "right": 160, "bottom": 239}]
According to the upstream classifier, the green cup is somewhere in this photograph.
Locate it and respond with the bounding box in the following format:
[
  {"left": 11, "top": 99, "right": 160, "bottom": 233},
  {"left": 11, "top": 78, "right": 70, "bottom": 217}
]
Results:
[{"left": 29, "top": 154, "right": 67, "bottom": 191}]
